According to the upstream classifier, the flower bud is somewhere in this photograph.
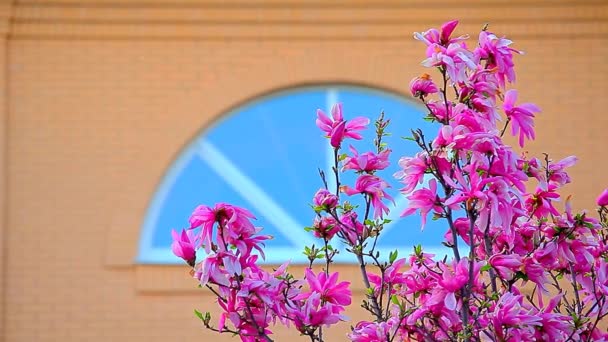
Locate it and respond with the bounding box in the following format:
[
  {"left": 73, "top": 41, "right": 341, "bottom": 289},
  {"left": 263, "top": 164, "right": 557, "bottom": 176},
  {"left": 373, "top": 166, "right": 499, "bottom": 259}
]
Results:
[
  {"left": 313, "top": 188, "right": 339, "bottom": 210},
  {"left": 312, "top": 216, "right": 339, "bottom": 240},
  {"left": 409, "top": 73, "right": 438, "bottom": 98}
]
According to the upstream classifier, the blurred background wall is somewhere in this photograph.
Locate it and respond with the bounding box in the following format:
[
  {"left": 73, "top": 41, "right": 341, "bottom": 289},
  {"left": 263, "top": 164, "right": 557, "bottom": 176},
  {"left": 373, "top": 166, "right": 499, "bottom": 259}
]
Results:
[{"left": 0, "top": 0, "right": 607, "bottom": 341}]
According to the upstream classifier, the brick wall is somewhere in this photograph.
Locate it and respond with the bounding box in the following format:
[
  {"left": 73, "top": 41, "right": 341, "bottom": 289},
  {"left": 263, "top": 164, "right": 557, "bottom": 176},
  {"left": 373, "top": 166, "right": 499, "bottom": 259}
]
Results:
[{"left": 2, "top": 1, "right": 608, "bottom": 341}]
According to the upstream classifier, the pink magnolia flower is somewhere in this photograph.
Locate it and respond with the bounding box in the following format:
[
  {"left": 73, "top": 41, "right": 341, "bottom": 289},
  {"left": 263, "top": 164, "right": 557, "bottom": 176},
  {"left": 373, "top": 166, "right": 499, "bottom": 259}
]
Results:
[
  {"left": 289, "top": 293, "right": 344, "bottom": 331},
  {"left": 432, "top": 125, "right": 457, "bottom": 148},
  {"left": 189, "top": 203, "right": 256, "bottom": 253},
  {"left": 414, "top": 20, "right": 468, "bottom": 46},
  {"left": 401, "top": 179, "right": 443, "bottom": 230},
  {"left": 533, "top": 242, "right": 558, "bottom": 270},
  {"left": 349, "top": 320, "right": 398, "bottom": 342},
  {"left": 312, "top": 188, "right": 338, "bottom": 210},
  {"left": 503, "top": 89, "right": 540, "bottom": 147},
  {"left": 522, "top": 257, "right": 549, "bottom": 293},
  {"left": 534, "top": 294, "right": 572, "bottom": 341},
  {"left": 450, "top": 103, "right": 489, "bottom": 132},
  {"left": 343, "top": 145, "right": 390, "bottom": 173},
  {"left": 489, "top": 253, "right": 522, "bottom": 281},
  {"left": 409, "top": 73, "right": 439, "bottom": 98},
  {"left": 316, "top": 103, "right": 370, "bottom": 148},
  {"left": 296, "top": 268, "right": 352, "bottom": 306},
  {"left": 422, "top": 43, "right": 476, "bottom": 83},
  {"left": 443, "top": 217, "right": 472, "bottom": 246},
  {"left": 338, "top": 211, "right": 365, "bottom": 245},
  {"left": 342, "top": 174, "right": 394, "bottom": 219},
  {"left": 525, "top": 183, "right": 560, "bottom": 218},
  {"left": 444, "top": 167, "right": 491, "bottom": 210},
  {"left": 171, "top": 229, "right": 197, "bottom": 266},
  {"left": 519, "top": 156, "right": 544, "bottom": 181},
  {"left": 597, "top": 188, "right": 608, "bottom": 206},
  {"left": 312, "top": 216, "right": 339, "bottom": 240},
  {"left": 394, "top": 152, "right": 429, "bottom": 194},
  {"left": 426, "top": 100, "right": 452, "bottom": 122},
  {"left": 581, "top": 259, "right": 608, "bottom": 298},
  {"left": 427, "top": 258, "right": 473, "bottom": 311},
  {"left": 230, "top": 230, "right": 272, "bottom": 260},
  {"left": 548, "top": 156, "right": 577, "bottom": 186},
  {"left": 475, "top": 31, "right": 522, "bottom": 86},
  {"left": 198, "top": 254, "right": 230, "bottom": 287},
  {"left": 479, "top": 177, "right": 519, "bottom": 235},
  {"left": 452, "top": 132, "right": 503, "bottom": 155},
  {"left": 488, "top": 293, "right": 541, "bottom": 341},
  {"left": 369, "top": 258, "right": 407, "bottom": 291},
  {"left": 460, "top": 67, "right": 500, "bottom": 100},
  {"left": 488, "top": 147, "right": 528, "bottom": 193}
]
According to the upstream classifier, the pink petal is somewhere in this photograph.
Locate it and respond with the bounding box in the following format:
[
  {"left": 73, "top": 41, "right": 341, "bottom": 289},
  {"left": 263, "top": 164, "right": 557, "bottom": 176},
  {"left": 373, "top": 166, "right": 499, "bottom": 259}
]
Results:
[
  {"left": 440, "top": 20, "right": 459, "bottom": 42},
  {"left": 331, "top": 103, "right": 343, "bottom": 121}
]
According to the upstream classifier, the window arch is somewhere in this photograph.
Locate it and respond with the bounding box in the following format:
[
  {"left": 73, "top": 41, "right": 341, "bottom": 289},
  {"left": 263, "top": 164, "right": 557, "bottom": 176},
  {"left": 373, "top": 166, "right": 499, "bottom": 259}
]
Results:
[{"left": 138, "top": 85, "right": 450, "bottom": 264}]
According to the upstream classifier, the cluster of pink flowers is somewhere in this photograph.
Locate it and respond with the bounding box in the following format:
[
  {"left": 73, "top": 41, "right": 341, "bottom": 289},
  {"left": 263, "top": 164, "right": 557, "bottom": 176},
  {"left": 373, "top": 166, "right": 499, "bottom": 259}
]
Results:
[
  {"left": 174, "top": 20, "right": 608, "bottom": 341},
  {"left": 172, "top": 203, "right": 351, "bottom": 341}
]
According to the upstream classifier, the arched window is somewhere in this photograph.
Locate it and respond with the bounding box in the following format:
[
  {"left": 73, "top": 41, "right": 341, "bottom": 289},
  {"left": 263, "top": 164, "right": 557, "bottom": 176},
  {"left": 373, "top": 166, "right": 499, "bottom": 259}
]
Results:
[{"left": 138, "top": 85, "right": 449, "bottom": 264}]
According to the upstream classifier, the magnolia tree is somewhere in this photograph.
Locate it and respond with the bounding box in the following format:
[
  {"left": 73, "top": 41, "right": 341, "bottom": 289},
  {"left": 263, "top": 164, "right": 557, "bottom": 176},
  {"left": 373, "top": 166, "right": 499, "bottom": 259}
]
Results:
[{"left": 171, "top": 21, "right": 608, "bottom": 341}]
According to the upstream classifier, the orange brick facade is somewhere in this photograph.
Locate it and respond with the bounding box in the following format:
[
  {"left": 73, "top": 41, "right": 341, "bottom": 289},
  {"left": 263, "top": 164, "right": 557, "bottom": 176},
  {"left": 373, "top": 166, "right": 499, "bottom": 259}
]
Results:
[{"left": 1, "top": 1, "right": 607, "bottom": 341}]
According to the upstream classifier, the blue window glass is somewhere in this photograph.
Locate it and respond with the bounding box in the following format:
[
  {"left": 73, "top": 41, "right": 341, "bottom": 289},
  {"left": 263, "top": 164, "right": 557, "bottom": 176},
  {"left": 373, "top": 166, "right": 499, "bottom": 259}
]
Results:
[{"left": 138, "top": 85, "right": 453, "bottom": 264}]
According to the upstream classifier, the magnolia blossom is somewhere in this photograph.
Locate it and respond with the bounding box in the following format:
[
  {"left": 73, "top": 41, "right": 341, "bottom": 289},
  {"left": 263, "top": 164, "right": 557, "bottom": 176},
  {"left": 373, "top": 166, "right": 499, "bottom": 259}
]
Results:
[
  {"left": 189, "top": 203, "right": 256, "bottom": 253},
  {"left": 349, "top": 320, "right": 398, "bottom": 342},
  {"left": 414, "top": 19, "right": 468, "bottom": 46},
  {"left": 409, "top": 73, "right": 439, "bottom": 98},
  {"left": 526, "top": 183, "right": 560, "bottom": 218},
  {"left": 342, "top": 174, "right": 394, "bottom": 219},
  {"left": 288, "top": 292, "right": 345, "bottom": 332},
  {"left": 489, "top": 253, "right": 522, "bottom": 281},
  {"left": 312, "top": 216, "right": 339, "bottom": 240},
  {"left": 316, "top": 103, "right": 369, "bottom": 148},
  {"left": 394, "top": 152, "right": 429, "bottom": 194},
  {"left": 548, "top": 156, "right": 577, "bottom": 186},
  {"left": 342, "top": 145, "right": 390, "bottom": 173},
  {"left": 171, "top": 229, "right": 197, "bottom": 266},
  {"left": 422, "top": 43, "right": 476, "bottom": 83},
  {"left": 312, "top": 188, "right": 339, "bottom": 210},
  {"left": 503, "top": 89, "right": 541, "bottom": 147},
  {"left": 475, "top": 31, "right": 522, "bottom": 86},
  {"left": 338, "top": 211, "right": 365, "bottom": 245},
  {"left": 401, "top": 179, "right": 444, "bottom": 230},
  {"left": 296, "top": 268, "right": 352, "bottom": 306}
]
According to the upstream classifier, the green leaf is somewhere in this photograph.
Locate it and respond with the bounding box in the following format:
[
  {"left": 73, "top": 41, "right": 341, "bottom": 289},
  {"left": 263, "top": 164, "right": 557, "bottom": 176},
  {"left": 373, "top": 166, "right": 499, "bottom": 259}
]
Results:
[
  {"left": 389, "top": 249, "right": 398, "bottom": 263},
  {"left": 194, "top": 309, "right": 205, "bottom": 321},
  {"left": 391, "top": 294, "right": 400, "bottom": 305},
  {"left": 480, "top": 264, "right": 492, "bottom": 272}
]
